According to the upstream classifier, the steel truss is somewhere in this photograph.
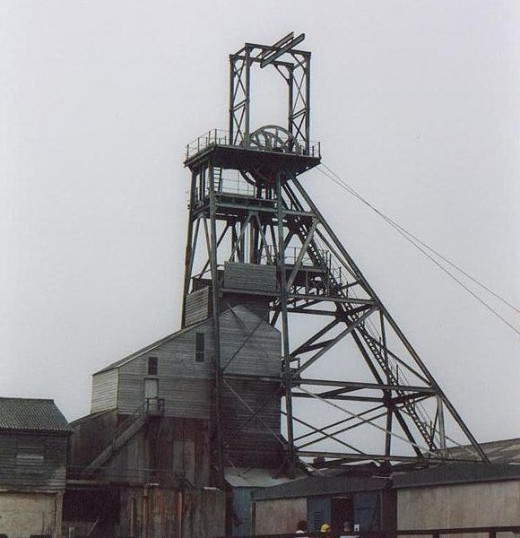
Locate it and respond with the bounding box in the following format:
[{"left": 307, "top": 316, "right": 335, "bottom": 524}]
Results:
[
  {"left": 229, "top": 32, "right": 311, "bottom": 153},
  {"left": 182, "top": 34, "right": 488, "bottom": 482}
]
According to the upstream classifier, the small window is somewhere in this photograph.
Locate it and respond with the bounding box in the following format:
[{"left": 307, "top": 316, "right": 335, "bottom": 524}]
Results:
[
  {"left": 148, "top": 356, "right": 158, "bottom": 376},
  {"left": 195, "top": 332, "right": 205, "bottom": 362}
]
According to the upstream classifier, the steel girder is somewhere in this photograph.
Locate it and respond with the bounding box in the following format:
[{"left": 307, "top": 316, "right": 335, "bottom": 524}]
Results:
[
  {"left": 181, "top": 34, "right": 488, "bottom": 481},
  {"left": 229, "top": 33, "right": 311, "bottom": 154},
  {"left": 181, "top": 156, "right": 489, "bottom": 478}
]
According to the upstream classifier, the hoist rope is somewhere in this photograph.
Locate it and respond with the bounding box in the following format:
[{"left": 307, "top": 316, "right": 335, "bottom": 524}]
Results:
[{"left": 317, "top": 162, "right": 520, "bottom": 337}]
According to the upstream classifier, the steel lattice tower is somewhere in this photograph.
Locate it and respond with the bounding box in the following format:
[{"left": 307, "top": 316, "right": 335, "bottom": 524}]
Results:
[{"left": 182, "top": 33, "right": 488, "bottom": 484}]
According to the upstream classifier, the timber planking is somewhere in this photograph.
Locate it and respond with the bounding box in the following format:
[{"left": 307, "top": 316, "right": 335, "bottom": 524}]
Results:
[
  {"left": 223, "top": 262, "right": 278, "bottom": 293},
  {"left": 0, "top": 432, "right": 68, "bottom": 490},
  {"left": 185, "top": 286, "right": 211, "bottom": 327},
  {"left": 91, "top": 305, "right": 281, "bottom": 418}
]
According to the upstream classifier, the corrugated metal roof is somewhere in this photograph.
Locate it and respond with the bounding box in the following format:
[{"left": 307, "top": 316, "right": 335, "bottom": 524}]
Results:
[
  {"left": 0, "top": 398, "right": 71, "bottom": 433},
  {"left": 225, "top": 467, "right": 300, "bottom": 488},
  {"left": 445, "top": 437, "right": 520, "bottom": 465},
  {"left": 251, "top": 475, "right": 389, "bottom": 501},
  {"left": 393, "top": 462, "right": 520, "bottom": 489}
]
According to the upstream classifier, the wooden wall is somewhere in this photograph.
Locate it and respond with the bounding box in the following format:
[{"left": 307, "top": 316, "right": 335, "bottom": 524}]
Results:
[
  {"left": 91, "top": 368, "right": 118, "bottom": 414},
  {"left": 184, "top": 286, "right": 211, "bottom": 327},
  {"left": 223, "top": 262, "right": 277, "bottom": 293},
  {"left": 90, "top": 304, "right": 281, "bottom": 419},
  {"left": 70, "top": 415, "right": 211, "bottom": 488},
  {"left": 69, "top": 410, "right": 118, "bottom": 471},
  {"left": 100, "top": 416, "right": 211, "bottom": 487},
  {"left": 119, "top": 486, "right": 225, "bottom": 538},
  {"left": 253, "top": 497, "right": 307, "bottom": 535},
  {"left": 0, "top": 431, "right": 68, "bottom": 490},
  {"left": 222, "top": 378, "right": 282, "bottom": 468},
  {"left": 397, "top": 481, "right": 520, "bottom": 530},
  {"left": 87, "top": 303, "right": 283, "bottom": 470},
  {"left": 115, "top": 321, "right": 215, "bottom": 417},
  {"left": 219, "top": 305, "right": 281, "bottom": 377}
]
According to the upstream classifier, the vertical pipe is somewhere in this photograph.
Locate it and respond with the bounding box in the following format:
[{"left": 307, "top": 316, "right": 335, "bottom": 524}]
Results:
[{"left": 276, "top": 172, "right": 295, "bottom": 476}]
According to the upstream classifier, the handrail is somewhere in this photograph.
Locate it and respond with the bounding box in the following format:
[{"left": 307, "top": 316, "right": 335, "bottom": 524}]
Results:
[
  {"left": 217, "top": 527, "right": 520, "bottom": 538},
  {"left": 185, "top": 128, "right": 321, "bottom": 160}
]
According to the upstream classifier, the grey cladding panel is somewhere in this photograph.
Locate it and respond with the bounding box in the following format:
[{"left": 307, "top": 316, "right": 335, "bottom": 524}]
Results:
[
  {"left": 91, "top": 369, "right": 118, "bottom": 414},
  {"left": 0, "top": 432, "right": 68, "bottom": 490},
  {"left": 95, "top": 306, "right": 280, "bottom": 419},
  {"left": 115, "top": 324, "right": 215, "bottom": 417},
  {"left": 220, "top": 306, "right": 281, "bottom": 377},
  {"left": 224, "top": 262, "right": 277, "bottom": 293},
  {"left": 185, "top": 287, "right": 210, "bottom": 326},
  {"left": 117, "top": 373, "right": 147, "bottom": 415},
  {"left": 162, "top": 377, "right": 211, "bottom": 419},
  {"left": 222, "top": 378, "right": 282, "bottom": 468}
]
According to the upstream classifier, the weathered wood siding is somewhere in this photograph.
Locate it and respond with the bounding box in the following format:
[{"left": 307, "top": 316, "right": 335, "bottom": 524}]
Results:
[
  {"left": 93, "top": 416, "right": 211, "bottom": 487},
  {"left": 397, "top": 482, "right": 520, "bottom": 530},
  {"left": 0, "top": 432, "right": 68, "bottom": 490},
  {"left": 220, "top": 306, "right": 282, "bottom": 467},
  {"left": 221, "top": 291, "right": 270, "bottom": 319},
  {"left": 86, "top": 305, "right": 282, "bottom": 467},
  {"left": 220, "top": 305, "right": 281, "bottom": 377},
  {"left": 222, "top": 378, "right": 282, "bottom": 468},
  {"left": 119, "top": 486, "right": 225, "bottom": 538},
  {"left": 90, "top": 368, "right": 118, "bottom": 414},
  {"left": 111, "top": 305, "right": 280, "bottom": 420},
  {"left": 69, "top": 410, "right": 118, "bottom": 470},
  {"left": 223, "top": 262, "right": 277, "bottom": 293},
  {"left": 184, "top": 286, "right": 211, "bottom": 326},
  {"left": 253, "top": 497, "right": 307, "bottom": 535},
  {"left": 116, "top": 322, "right": 215, "bottom": 417}
]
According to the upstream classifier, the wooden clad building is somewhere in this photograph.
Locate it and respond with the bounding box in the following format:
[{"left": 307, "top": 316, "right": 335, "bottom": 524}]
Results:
[
  {"left": 0, "top": 397, "right": 71, "bottom": 538},
  {"left": 66, "top": 303, "right": 283, "bottom": 537}
]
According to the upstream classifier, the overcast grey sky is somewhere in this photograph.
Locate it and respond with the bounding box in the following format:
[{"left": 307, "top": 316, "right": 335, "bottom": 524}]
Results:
[{"left": 1, "top": 0, "right": 519, "bottom": 443}]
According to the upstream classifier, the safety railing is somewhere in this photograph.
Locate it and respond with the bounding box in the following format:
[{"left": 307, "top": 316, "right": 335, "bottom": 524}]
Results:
[
  {"left": 217, "top": 528, "right": 520, "bottom": 538},
  {"left": 185, "top": 129, "right": 321, "bottom": 160}
]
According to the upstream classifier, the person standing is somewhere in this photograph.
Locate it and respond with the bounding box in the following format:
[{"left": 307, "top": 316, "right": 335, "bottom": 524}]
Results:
[
  {"left": 295, "top": 520, "right": 308, "bottom": 535},
  {"left": 320, "top": 523, "right": 332, "bottom": 537},
  {"left": 339, "top": 521, "right": 359, "bottom": 538}
]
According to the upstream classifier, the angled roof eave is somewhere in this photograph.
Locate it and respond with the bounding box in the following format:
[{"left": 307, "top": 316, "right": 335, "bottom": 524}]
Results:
[
  {"left": 93, "top": 303, "right": 274, "bottom": 375},
  {"left": 94, "top": 317, "right": 213, "bottom": 374}
]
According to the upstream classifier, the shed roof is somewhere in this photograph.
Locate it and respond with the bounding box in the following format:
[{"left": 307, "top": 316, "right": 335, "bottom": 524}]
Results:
[
  {"left": 225, "top": 467, "right": 298, "bottom": 488},
  {"left": 0, "top": 398, "right": 71, "bottom": 433},
  {"left": 445, "top": 437, "right": 520, "bottom": 465},
  {"left": 393, "top": 462, "right": 520, "bottom": 489},
  {"left": 251, "top": 474, "right": 389, "bottom": 501}
]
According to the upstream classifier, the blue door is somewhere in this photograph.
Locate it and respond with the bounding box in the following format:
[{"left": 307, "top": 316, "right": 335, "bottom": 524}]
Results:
[
  {"left": 354, "top": 492, "right": 380, "bottom": 531},
  {"left": 307, "top": 496, "right": 331, "bottom": 532}
]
